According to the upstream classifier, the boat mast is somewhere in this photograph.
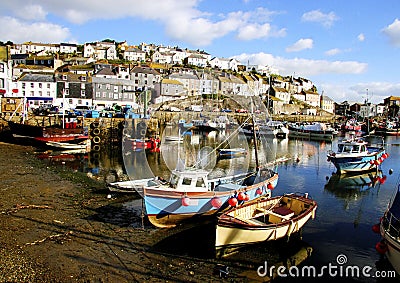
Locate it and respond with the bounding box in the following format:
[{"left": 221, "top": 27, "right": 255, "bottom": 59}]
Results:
[{"left": 250, "top": 97, "right": 260, "bottom": 171}]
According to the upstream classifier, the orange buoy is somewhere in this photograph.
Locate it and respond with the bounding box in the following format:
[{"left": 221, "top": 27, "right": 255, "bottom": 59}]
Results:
[
  {"left": 244, "top": 193, "right": 250, "bottom": 201},
  {"left": 237, "top": 192, "right": 246, "bottom": 201},
  {"left": 228, "top": 197, "right": 238, "bottom": 207},
  {"left": 375, "top": 241, "right": 388, "bottom": 254},
  {"left": 181, "top": 196, "right": 190, "bottom": 206},
  {"left": 372, "top": 224, "right": 380, "bottom": 233},
  {"left": 256, "top": 188, "right": 263, "bottom": 195},
  {"left": 267, "top": 183, "right": 274, "bottom": 190},
  {"left": 211, "top": 197, "right": 222, "bottom": 208}
]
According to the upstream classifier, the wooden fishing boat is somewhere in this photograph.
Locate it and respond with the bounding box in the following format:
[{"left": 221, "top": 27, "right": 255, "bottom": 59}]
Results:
[
  {"left": 215, "top": 193, "right": 317, "bottom": 256},
  {"left": 377, "top": 184, "right": 400, "bottom": 275},
  {"left": 327, "top": 137, "right": 387, "bottom": 174},
  {"left": 46, "top": 139, "right": 91, "bottom": 152}
]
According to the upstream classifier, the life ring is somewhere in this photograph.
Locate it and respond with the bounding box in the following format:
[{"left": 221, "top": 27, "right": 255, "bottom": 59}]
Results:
[
  {"left": 92, "top": 136, "right": 101, "bottom": 144},
  {"left": 122, "top": 128, "right": 132, "bottom": 136},
  {"left": 91, "top": 121, "right": 100, "bottom": 129},
  {"left": 92, "top": 127, "right": 101, "bottom": 136},
  {"left": 92, "top": 144, "right": 101, "bottom": 152}
]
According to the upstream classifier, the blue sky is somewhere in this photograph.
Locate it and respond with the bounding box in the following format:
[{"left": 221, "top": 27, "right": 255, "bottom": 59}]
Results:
[{"left": 1, "top": 0, "right": 400, "bottom": 104}]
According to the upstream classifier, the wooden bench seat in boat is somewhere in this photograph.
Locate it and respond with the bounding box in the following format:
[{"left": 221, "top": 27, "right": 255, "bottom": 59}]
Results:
[{"left": 255, "top": 206, "right": 294, "bottom": 221}]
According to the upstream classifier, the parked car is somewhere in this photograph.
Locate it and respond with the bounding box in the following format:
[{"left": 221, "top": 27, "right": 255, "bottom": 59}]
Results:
[{"left": 221, "top": 108, "right": 232, "bottom": 113}]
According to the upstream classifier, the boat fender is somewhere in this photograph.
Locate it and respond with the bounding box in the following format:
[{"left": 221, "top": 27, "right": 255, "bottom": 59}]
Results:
[
  {"left": 369, "top": 160, "right": 374, "bottom": 165},
  {"left": 256, "top": 188, "right": 263, "bottom": 195},
  {"left": 211, "top": 197, "right": 222, "bottom": 208},
  {"left": 181, "top": 196, "right": 190, "bottom": 206},
  {"left": 244, "top": 193, "right": 250, "bottom": 201},
  {"left": 237, "top": 192, "right": 246, "bottom": 201},
  {"left": 379, "top": 176, "right": 387, "bottom": 184},
  {"left": 228, "top": 197, "right": 238, "bottom": 207},
  {"left": 372, "top": 224, "right": 380, "bottom": 233},
  {"left": 375, "top": 240, "right": 388, "bottom": 254},
  {"left": 267, "top": 183, "right": 274, "bottom": 190}
]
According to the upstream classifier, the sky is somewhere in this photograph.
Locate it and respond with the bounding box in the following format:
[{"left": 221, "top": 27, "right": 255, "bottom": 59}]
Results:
[{"left": 0, "top": 0, "right": 400, "bottom": 104}]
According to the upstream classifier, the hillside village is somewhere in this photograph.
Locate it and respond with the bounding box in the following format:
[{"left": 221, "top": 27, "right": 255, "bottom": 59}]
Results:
[{"left": 0, "top": 40, "right": 399, "bottom": 119}]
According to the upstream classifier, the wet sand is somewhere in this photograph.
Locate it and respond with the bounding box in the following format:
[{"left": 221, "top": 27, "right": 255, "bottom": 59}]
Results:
[{"left": 0, "top": 136, "right": 311, "bottom": 282}]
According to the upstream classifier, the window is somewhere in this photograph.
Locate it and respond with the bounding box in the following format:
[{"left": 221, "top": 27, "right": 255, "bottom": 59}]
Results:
[
  {"left": 196, "top": 178, "right": 205, "bottom": 188},
  {"left": 47, "top": 83, "right": 50, "bottom": 88},
  {"left": 81, "top": 90, "right": 85, "bottom": 97},
  {"left": 114, "top": 86, "right": 118, "bottom": 92},
  {"left": 22, "top": 83, "right": 26, "bottom": 89},
  {"left": 65, "top": 89, "right": 69, "bottom": 95},
  {"left": 39, "top": 91, "right": 42, "bottom": 97},
  {"left": 96, "top": 92, "right": 100, "bottom": 98},
  {"left": 38, "top": 83, "right": 42, "bottom": 88},
  {"left": 106, "top": 84, "right": 110, "bottom": 90},
  {"left": 65, "top": 82, "right": 69, "bottom": 88},
  {"left": 81, "top": 83, "right": 85, "bottom": 89},
  {"left": 102, "top": 92, "right": 106, "bottom": 98},
  {"left": 182, "top": 178, "right": 192, "bottom": 186},
  {"left": 30, "top": 83, "right": 34, "bottom": 88}
]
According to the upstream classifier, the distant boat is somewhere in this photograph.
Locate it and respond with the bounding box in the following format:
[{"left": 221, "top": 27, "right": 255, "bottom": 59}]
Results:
[
  {"left": 217, "top": 148, "right": 247, "bottom": 159},
  {"left": 215, "top": 193, "right": 317, "bottom": 257},
  {"left": 327, "top": 137, "right": 387, "bottom": 174},
  {"left": 288, "top": 122, "right": 335, "bottom": 141},
  {"left": 266, "top": 120, "right": 289, "bottom": 139},
  {"left": 46, "top": 139, "right": 91, "bottom": 152},
  {"left": 8, "top": 120, "right": 89, "bottom": 143},
  {"left": 377, "top": 183, "right": 400, "bottom": 275}
]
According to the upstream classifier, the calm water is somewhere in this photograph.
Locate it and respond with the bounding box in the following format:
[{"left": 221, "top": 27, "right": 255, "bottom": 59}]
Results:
[{"left": 36, "top": 132, "right": 400, "bottom": 281}]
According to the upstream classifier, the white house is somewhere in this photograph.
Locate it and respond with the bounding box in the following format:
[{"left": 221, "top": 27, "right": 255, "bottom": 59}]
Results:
[
  {"left": 16, "top": 73, "right": 57, "bottom": 109},
  {"left": 123, "top": 47, "right": 146, "bottom": 62}
]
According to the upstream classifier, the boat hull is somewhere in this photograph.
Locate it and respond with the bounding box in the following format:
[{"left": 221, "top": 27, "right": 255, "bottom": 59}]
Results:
[
  {"left": 288, "top": 126, "right": 334, "bottom": 141},
  {"left": 380, "top": 219, "right": 400, "bottom": 274},
  {"left": 144, "top": 173, "right": 279, "bottom": 228},
  {"left": 8, "top": 121, "right": 88, "bottom": 142},
  {"left": 329, "top": 148, "right": 386, "bottom": 174},
  {"left": 215, "top": 194, "right": 317, "bottom": 256}
]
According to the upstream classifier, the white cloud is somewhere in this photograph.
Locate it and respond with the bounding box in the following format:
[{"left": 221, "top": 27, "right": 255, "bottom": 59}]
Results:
[
  {"left": 286, "top": 38, "right": 313, "bottom": 52},
  {"left": 231, "top": 52, "right": 367, "bottom": 77},
  {"left": 325, "top": 48, "right": 341, "bottom": 56},
  {"left": 382, "top": 18, "right": 400, "bottom": 47},
  {"left": 358, "top": 33, "right": 365, "bottom": 42},
  {"left": 0, "top": 16, "right": 70, "bottom": 43},
  {"left": 301, "top": 10, "right": 338, "bottom": 28},
  {"left": 14, "top": 4, "right": 47, "bottom": 21},
  {"left": 0, "top": 1, "right": 286, "bottom": 46}
]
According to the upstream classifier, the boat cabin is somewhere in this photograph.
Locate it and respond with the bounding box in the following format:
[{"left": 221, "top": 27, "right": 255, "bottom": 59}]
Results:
[
  {"left": 337, "top": 139, "right": 367, "bottom": 154},
  {"left": 169, "top": 169, "right": 210, "bottom": 191}
]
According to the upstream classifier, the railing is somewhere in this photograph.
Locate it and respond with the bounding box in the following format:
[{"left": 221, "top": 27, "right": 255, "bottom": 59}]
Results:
[{"left": 382, "top": 211, "right": 400, "bottom": 238}]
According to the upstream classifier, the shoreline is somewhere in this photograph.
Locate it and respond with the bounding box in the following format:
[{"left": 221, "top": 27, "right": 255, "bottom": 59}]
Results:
[{"left": 0, "top": 140, "right": 312, "bottom": 282}]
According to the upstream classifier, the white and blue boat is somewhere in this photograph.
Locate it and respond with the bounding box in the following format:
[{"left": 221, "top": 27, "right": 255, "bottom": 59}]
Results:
[
  {"left": 143, "top": 167, "right": 278, "bottom": 228},
  {"left": 327, "top": 137, "right": 387, "bottom": 174}
]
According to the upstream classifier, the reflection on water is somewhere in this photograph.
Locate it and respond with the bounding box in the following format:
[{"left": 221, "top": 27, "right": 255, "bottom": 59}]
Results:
[{"left": 35, "top": 133, "right": 400, "bottom": 279}]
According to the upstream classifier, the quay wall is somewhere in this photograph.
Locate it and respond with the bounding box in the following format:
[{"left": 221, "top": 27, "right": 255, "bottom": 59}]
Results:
[{"left": 0, "top": 112, "right": 337, "bottom": 152}]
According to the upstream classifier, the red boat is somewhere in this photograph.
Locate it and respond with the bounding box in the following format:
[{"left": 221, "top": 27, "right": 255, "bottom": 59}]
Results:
[{"left": 8, "top": 120, "right": 89, "bottom": 142}]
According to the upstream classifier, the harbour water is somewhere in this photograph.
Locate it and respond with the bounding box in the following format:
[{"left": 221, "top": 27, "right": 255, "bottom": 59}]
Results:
[{"left": 35, "top": 132, "right": 400, "bottom": 281}]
